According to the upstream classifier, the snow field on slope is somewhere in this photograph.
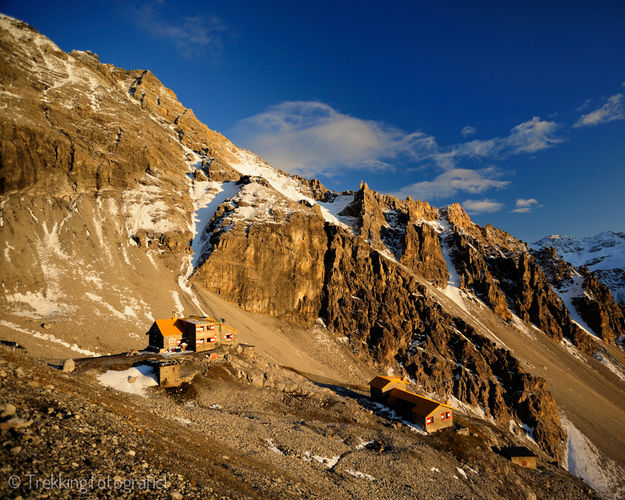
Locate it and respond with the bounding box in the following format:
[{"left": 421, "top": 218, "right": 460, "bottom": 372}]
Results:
[
  {"left": 562, "top": 414, "right": 625, "bottom": 498},
  {"left": 231, "top": 149, "right": 355, "bottom": 228}
]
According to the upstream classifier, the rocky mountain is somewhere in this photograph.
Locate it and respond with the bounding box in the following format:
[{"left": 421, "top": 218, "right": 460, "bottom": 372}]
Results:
[
  {"left": 533, "top": 232, "right": 625, "bottom": 308},
  {"left": 2, "top": 13, "right": 625, "bottom": 497}
]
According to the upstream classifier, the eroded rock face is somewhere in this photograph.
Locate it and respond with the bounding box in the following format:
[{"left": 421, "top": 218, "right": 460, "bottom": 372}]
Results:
[
  {"left": 446, "top": 231, "right": 511, "bottom": 320},
  {"left": 191, "top": 181, "right": 328, "bottom": 323},
  {"left": 574, "top": 269, "right": 625, "bottom": 345},
  {"left": 399, "top": 222, "right": 448, "bottom": 288},
  {"left": 319, "top": 226, "right": 565, "bottom": 461},
  {"left": 533, "top": 248, "right": 625, "bottom": 348}
]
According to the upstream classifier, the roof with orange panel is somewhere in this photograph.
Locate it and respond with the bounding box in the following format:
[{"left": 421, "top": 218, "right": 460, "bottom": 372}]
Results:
[
  {"left": 368, "top": 375, "right": 410, "bottom": 390},
  {"left": 154, "top": 318, "right": 185, "bottom": 337},
  {"left": 387, "top": 388, "right": 455, "bottom": 417}
]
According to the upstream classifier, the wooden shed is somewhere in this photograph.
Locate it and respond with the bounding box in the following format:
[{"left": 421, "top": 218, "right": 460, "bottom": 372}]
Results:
[
  {"left": 368, "top": 376, "right": 410, "bottom": 401},
  {"left": 146, "top": 360, "right": 182, "bottom": 388},
  {"left": 147, "top": 318, "right": 185, "bottom": 351},
  {"left": 501, "top": 446, "right": 538, "bottom": 469},
  {"left": 385, "top": 388, "right": 454, "bottom": 433}
]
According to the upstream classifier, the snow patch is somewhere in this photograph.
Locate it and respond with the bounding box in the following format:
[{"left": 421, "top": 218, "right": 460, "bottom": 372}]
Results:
[
  {"left": 592, "top": 351, "right": 625, "bottom": 382},
  {"left": 265, "top": 439, "right": 284, "bottom": 456},
  {"left": 6, "top": 291, "right": 63, "bottom": 318},
  {"left": 345, "top": 469, "right": 375, "bottom": 481},
  {"left": 562, "top": 414, "right": 625, "bottom": 498},
  {"left": 188, "top": 180, "right": 240, "bottom": 270},
  {"left": 560, "top": 338, "right": 589, "bottom": 365},
  {"left": 552, "top": 272, "right": 598, "bottom": 337},
  {"left": 0, "top": 320, "right": 98, "bottom": 356},
  {"left": 355, "top": 438, "right": 374, "bottom": 450},
  {"left": 97, "top": 366, "right": 158, "bottom": 396},
  {"left": 122, "top": 182, "right": 177, "bottom": 236},
  {"left": 231, "top": 149, "right": 351, "bottom": 229},
  {"left": 171, "top": 291, "right": 184, "bottom": 315},
  {"left": 85, "top": 292, "right": 131, "bottom": 321},
  {"left": 303, "top": 451, "right": 341, "bottom": 469}
]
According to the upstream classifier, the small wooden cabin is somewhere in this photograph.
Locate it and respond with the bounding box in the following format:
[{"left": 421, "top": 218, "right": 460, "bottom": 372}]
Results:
[
  {"left": 369, "top": 376, "right": 410, "bottom": 401},
  {"left": 385, "top": 388, "right": 454, "bottom": 432},
  {"left": 146, "top": 360, "right": 182, "bottom": 388},
  {"left": 501, "top": 446, "right": 538, "bottom": 469},
  {"left": 147, "top": 318, "right": 185, "bottom": 351}
]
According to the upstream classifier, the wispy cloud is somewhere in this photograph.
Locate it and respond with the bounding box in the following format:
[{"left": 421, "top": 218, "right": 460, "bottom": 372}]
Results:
[
  {"left": 394, "top": 167, "right": 509, "bottom": 201},
  {"left": 573, "top": 93, "right": 625, "bottom": 128},
  {"left": 461, "top": 125, "right": 477, "bottom": 138},
  {"left": 511, "top": 198, "right": 542, "bottom": 213},
  {"left": 451, "top": 117, "right": 563, "bottom": 159},
  {"left": 233, "top": 101, "right": 562, "bottom": 183},
  {"left": 232, "top": 100, "right": 440, "bottom": 176},
  {"left": 576, "top": 98, "right": 593, "bottom": 112},
  {"left": 462, "top": 199, "right": 505, "bottom": 214},
  {"left": 128, "top": 2, "right": 225, "bottom": 58}
]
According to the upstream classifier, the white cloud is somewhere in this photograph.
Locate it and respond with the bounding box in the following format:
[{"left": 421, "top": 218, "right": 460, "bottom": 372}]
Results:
[
  {"left": 511, "top": 198, "right": 541, "bottom": 213},
  {"left": 574, "top": 94, "right": 625, "bottom": 128},
  {"left": 395, "top": 167, "right": 509, "bottom": 201},
  {"left": 576, "top": 99, "right": 593, "bottom": 112},
  {"left": 233, "top": 101, "right": 440, "bottom": 176},
  {"left": 462, "top": 199, "right": 504, "bottom": 214},
  {"left": 130, "top": 3, "right": 224, "bottom": 58},
  {"left": 452, "top": 117, "right": 563, "bottom": 159},
  {"left": 461, "top": 125, "right": 477, "bottom": 138},
  {"left": 234, "top": 101, "right": 562, "bottom": 181}
]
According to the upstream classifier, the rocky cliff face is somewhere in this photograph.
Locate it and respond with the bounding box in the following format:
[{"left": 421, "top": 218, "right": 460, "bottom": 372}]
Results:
[
  {"left": 533, "top": 247, "right": 625, "bottom": 349},
  {"left": 533, "top": 232, "right": 625, "bottom": 309},
  {"left": 3, "top": 13, "right": 625, "bottom": 465}
]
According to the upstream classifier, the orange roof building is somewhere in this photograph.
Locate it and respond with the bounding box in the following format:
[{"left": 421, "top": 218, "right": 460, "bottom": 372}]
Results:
[
  {"left": 148, "top": 318, "right": 186, "bottom": 351},
  {"left": 147, "top": 316, "right": 239, "bottom": 352},
  {"left": 368, "top": 375, "right": 409, "bottom": 400},
  {"left": 368, "top": 375, "right": 455, "bottom": 433}
]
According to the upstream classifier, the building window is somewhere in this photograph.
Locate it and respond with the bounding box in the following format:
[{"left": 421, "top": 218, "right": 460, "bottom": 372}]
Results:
[
  {"left": 441, "top": 413, "right": 445, "bottom": 421},
  {"left": 426, "top": 417, "right": 434, "bottom": 425},
  {"left": 196, "top": 339, "right": 204, "bottom": 344},
  {"left": 196, "top": 326, "right": 204, "bottom": 332},
  {"left": 446, "top": 412, "right": 451, "bottom": 419}
]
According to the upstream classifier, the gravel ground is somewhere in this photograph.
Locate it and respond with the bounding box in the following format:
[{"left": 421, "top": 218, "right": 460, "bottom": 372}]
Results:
[{"left": 0, "top": 344, "right": 599, "bottom": 499}]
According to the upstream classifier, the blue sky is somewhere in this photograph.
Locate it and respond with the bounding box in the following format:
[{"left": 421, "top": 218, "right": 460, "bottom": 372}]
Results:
[{"left": 2, "top": 1, "right": 624, "bottom": 241}]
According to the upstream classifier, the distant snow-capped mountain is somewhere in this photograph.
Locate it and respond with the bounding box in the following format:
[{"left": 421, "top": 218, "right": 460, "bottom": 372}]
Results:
[{"left": 532, "top": 232, "right": 625, "bottom": 307}]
